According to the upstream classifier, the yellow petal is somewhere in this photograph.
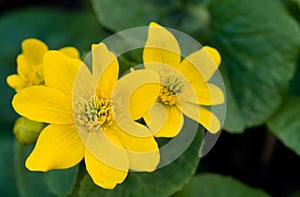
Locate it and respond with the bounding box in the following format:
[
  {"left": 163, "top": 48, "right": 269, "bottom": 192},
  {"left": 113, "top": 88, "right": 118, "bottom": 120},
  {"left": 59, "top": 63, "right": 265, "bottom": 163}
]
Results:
[
  {"left": 22, "top": 38, "right": 48, "bottom": 66},
  {"left": 81, "top": 127, "right": 129, "bottom": 171},
  {"left": 59, "top": 47, "right": 80, "bottom": 59},
  {"left": 186, "top": 83, "right": 224, "bottom": 105},
  {"left": 85, "top": 149, "right": 128, "bottom": 189},
  {"left": 43, "top": 51, "right": 83, "bottom": 95},
  {"left": 110, "top": 123, "right": 160, "bottom": 172},
  {"left": 12, "top": 86, "right": 73, "bottom": 124},
  {"left": 181, "top": 102, "right": 221, "bottom": 133},
  {"left": 6, "top": 74, "right": 26, "bottom": 92},
  {"left": 112, "top": 69, "right": 160, "bottom": 120},
  {"left": 17, "top": 54, "right": 31, "bottom": 80},
  {"left": 144, "top": 103, "right": 183, "bottom": 138},
  {"left": 92, "top": 43, "right": 119, "bottom": 98},
  {"left": 143, "top": 22, "right": 181, "bottom": 68},
  {"left": 26, "top": 124, "right": 84, "bottom": 171},
  {"left": 178, "top": 46, "right": 221, "bottom": 82}
]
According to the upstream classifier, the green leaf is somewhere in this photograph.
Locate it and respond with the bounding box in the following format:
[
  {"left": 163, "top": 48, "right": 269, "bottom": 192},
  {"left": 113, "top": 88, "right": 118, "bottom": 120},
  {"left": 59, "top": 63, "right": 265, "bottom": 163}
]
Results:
[
  {"left": 44, "top": 166, "right": 79, "bottom": 196},
  {"left": 267, "top": 96, "right": 300, "bottom": 156},
  {"left": 90, "top": 0, "right": 209, "bottom": 37},
  {"left": 173, "top": 173, "right": 270, "bottom": 197},
  {"left": 79, "top": 125, "right": 204, "bottom": 197},
  {"left": 220, "top": 67, "right": 246, "bottom": 133},
  {"left": 289, "top": 58, "right": 300, "bottom": 95},
  {"left": 0, "top": 8, "right": 109, "bottom": 129},
  {"left": 281, "top": 0, "right": 300, "bottom": 21},
  {"left": 209, "top": 0, "right": 300, "bottom": 132},
  {"left": 0, "top": 133, "right": 18, "bottom": 197},
  {"left": 13, "top": 141, "right": 54, "bottom": 197}
]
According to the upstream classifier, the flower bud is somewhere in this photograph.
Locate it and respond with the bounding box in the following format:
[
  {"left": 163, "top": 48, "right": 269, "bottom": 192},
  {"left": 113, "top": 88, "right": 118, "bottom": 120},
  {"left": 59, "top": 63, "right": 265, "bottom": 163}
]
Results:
[{"left": 13, "top": 117, "right": 45, "bottom": 145}]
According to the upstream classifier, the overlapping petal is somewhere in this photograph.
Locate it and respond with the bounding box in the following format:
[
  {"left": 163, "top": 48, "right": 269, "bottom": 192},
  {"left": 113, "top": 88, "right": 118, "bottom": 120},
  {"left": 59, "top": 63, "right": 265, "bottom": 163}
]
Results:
[
  {"left": 144, "top": 104, "right": 183, "bottom": 138},
  {"left": 109, "top": 123, "right": 160, "bottom": 172},
  {"left": 59, "top": 47, "right": 80, "bottom": 59},
  {"left": 82, "top": 127, "right": 129, "bottom": 171},
  {"left": 92, "top": 43, "right": 119, "bottom": 98},
  {"left": 184, "top": 83, "right": 224, "bottom": 105},
  {"left": 143, "top": 22, "right": 181, "bottom": 68},
  {"left": 26, "top": 124, "right": 84, "bottom": 171},
  {"left": 179, "top": 46, "right": 221, "bottom": 82},
  {"left": 22, "top": 38, "right": 48, "bottom": 66},
  {"left": 181, "top": 102, "right": 221, "bottom": 133},
  {"left": 43, "top": 51, "right": 83, "bottom": 95},
  {"left": 113, "top": 69, "right": 160, "bottom": 120}
]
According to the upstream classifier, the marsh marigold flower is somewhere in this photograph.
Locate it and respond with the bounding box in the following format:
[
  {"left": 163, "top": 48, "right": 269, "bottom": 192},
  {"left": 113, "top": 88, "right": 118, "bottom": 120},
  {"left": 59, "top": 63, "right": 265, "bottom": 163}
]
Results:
[
  {"left": 143, "top": 22, "right": 224, "bottom": 137},
  {"left": 7, "top": 38, "right": 79, "bottom": 92},
  {"left": 12, "top": 43, "right": 160, "bottom": 189}
]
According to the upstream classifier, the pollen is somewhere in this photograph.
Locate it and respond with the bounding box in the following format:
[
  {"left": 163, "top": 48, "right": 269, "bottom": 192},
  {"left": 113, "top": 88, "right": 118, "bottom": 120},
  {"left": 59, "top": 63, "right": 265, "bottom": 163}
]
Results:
[
  {"left": 74, "top": 95, "right": 114, "bottom": 132},
  {"left": 27, "top": 64, "right": 44, "bottom": 87},
  {"left": 158, "top": 71, "right": 186, "bottom": 105},
  {"left": 159, "top": 86, "right": 179, "bottom": 105}
]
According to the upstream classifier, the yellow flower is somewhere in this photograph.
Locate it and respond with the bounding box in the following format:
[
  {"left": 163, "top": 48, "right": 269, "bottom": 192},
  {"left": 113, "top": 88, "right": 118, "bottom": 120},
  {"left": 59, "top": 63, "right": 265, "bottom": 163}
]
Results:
[
  {"left": 7, "top": 38, "right": 79, "bottom": 92},
  {"left": 12, "top": 43, "right": 160, "bottom": 189},
  {"left": 143, "top": 22, "right": 224, "bottom": 137}
]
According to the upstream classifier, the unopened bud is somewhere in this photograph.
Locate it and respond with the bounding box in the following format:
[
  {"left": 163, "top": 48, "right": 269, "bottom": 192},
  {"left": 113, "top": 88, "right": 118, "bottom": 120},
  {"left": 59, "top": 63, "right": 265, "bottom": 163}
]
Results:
[{"left": 13, "top": 117, "right": 45, "bottom": 145}]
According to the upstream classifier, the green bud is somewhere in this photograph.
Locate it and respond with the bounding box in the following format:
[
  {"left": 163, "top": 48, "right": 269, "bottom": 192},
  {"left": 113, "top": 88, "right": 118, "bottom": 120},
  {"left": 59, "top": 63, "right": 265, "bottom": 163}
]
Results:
[{"left": 13, "top": 117, "right": 45, "bottom": 145}]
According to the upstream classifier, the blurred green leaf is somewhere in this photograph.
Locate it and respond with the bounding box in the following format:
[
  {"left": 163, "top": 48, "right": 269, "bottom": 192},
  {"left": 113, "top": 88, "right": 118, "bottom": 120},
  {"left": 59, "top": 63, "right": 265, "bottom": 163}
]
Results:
[
  {"left": 43, "top": 166, "right": 79, "bottom": 196},
  {"left": 281, "top": 0, "right": 300, "bottom": 21},
  {"left": 90, "top": 0, "right": 209, "bottom": 38},
  {"left": 220, "top": 67, "right": 246, "bottom": 133},
  {"left": 173, "top": 173, "right": 270, "bottom": 197},
  {"left": 0, "top": 8, "right": 109, "bottom": 129},
  {"left": 267, "top": 96, "right": 300, "bottom": 156},
  {"left": 209, "top": 0, "right": 300, "bottom": 132},
  {"left": 14, "top": 141, "right": 54, "bottom": 197},
  {"left": 289, "top": 59, "right": 300, "bottom": 95},
  {"left": 0, "top": 133, "right": 18, "bottom": 197},
  {"left": 79, "top": 126, "right": 204, "bottom": 197}
]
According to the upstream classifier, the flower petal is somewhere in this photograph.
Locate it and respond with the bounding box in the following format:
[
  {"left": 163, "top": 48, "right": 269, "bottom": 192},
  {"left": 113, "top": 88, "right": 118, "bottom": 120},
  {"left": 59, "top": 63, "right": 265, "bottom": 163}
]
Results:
[
  {"left": 6, "top": 74, "right": 26, "bottom": 92},
  {"left": 143, "top": 22, "right": 181, "bottom": 68},
  {"left": 81, "top": 127, "right": 129, "bottom": 171},
  {"left": 43, "top": 51, "right": 83, "bottom": 95},
  {"left": 85, "top": 149, "right": 128, "bottom": 189},
  {"left": 181, "top": 102, "right": 221, "bottom": 133},
  {"left": 110, "top": 123, "right": 160, "bottom": 172},
  {"left": 59, "top": 47, "right": 80, "bottom": 59},
  {"left": 178, "top": 46, "right": 221, "bottom": 82},
  {"left": 12, "top": 86, "right": 73, "bottom": 124},
  {"left": 144, "top": 103, "right": 183, "bottom": 138},
  {"left": 17, "top": 54, "right": 31, "bottom": 80},
  {"left": 92, "top": 43, "right": 119, "bottom": 98},
  {"left": 26, "top": 124, "right": 84, "bottom": 171},
  {"left": 22, "top": 38, "right": 48, "bottom": 66},
  {"left": 185, "top": 83, "right": 224, "bottom": 105},
  {"left": 112, "top": 69, "right": 160, "bottom": 121}
]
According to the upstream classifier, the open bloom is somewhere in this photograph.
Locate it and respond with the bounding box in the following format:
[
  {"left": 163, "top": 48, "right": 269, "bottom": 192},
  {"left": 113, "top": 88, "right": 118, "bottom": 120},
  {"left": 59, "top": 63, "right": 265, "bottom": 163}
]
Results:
[
  {"left": 7, "top": 38, "right": 79, "bottom": 92},
  {"left": 143, "top": 22, "right": 224, "bottom": 137},
  {"left": 12, "top": 43, "right": 160, "bottom": 189}
]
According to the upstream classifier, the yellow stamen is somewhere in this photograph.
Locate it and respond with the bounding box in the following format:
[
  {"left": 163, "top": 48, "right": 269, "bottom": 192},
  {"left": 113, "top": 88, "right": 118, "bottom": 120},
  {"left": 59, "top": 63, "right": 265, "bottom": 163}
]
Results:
[
  {"left": 159, "top": 86, "right": 179, "bottom": 105},
  {"left": 159, "top": 72, "right": 185, "bottom": 105},
  {"left": 75, "top": 95, "right": 114, "bottom": 132},
  {"left": 27, "top": 64, "right": 44, "bottom": 87}
]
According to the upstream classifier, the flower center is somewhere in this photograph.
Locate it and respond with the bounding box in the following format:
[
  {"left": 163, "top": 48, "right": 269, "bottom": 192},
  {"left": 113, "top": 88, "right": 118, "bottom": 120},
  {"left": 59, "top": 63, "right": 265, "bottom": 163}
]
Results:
[
  {"left": 75, "top": 95, "right": 114, "bottom": 132},
  {"left": 27, "top": 64, "right": 44, "bottom": 87},
  {"left": 159, "top": 86, "right": 179, "bottom": 105},
  {"left": 159, "top": 74, "right": 185, "bottom": 105}
]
